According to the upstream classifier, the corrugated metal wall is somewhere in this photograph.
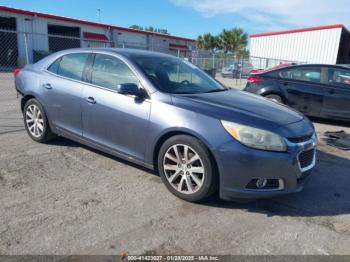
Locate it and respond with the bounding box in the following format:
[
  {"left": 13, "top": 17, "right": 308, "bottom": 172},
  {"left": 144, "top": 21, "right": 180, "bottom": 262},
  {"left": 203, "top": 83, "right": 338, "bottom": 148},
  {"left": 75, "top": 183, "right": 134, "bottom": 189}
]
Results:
[{"left": 250, "top": 28, "right": 342, "bottom": 65}]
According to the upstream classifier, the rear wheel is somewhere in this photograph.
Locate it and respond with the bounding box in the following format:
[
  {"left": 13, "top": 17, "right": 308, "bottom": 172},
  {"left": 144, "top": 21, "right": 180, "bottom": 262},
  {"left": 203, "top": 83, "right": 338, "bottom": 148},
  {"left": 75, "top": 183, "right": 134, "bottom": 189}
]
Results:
[
  {"left": 24, "top": 98, "right": 56, "bottom": 143},
  {"left": 158, "top": 135, "right": 218, "bottom": 202},
  {"left": 265, "top": 94, "right": 284, "bottom": 104}
]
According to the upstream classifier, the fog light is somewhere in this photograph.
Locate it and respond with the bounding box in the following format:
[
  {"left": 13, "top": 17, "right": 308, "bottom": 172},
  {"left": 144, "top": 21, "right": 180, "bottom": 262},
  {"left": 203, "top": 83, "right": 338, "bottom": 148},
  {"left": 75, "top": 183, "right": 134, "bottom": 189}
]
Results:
[{"left": 256, "top": 178, "right": 267, "bottom": 189}]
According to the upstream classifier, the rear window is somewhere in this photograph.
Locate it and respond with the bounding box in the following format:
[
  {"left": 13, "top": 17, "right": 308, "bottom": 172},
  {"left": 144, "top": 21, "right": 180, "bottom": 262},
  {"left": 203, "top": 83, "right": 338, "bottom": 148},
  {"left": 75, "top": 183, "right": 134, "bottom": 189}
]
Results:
[
  {"left": 56, "top": 53, "right": 89, "bottom": 81},
  {"left": 47, "top": 58, "right": 61, "bottom": 74},
  {"left": 279, "top": 67, "right": 321, "bottom": 83}
]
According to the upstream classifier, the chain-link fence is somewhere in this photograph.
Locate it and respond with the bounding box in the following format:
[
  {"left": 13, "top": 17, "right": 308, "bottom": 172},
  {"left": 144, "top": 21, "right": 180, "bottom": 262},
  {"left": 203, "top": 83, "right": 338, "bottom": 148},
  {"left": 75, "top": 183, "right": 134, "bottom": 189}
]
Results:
[
  {"left": 185, "top": 54, "right": 305, "bottom": 88},
  {"left": 0, "top": 29, "right": 22, "bottom": 134}
]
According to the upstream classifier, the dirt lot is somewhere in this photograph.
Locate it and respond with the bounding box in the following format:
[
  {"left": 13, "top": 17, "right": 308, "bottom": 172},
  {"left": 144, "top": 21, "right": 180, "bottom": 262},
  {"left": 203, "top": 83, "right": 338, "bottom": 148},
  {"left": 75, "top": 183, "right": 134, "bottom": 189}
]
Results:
[{"left": 1, "top": 73, "right": 350, "bottom": 255}]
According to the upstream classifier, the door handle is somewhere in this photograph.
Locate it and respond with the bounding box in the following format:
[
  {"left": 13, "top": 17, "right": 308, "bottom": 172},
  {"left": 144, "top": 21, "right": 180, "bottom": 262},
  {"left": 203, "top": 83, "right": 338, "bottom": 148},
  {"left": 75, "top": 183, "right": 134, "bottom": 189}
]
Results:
[
  {"left": 43, "top": 83, "right": 52, "bottom": 89},
  {"left": 86, "top": 96, "right": 96, "bottom": 104},
  {"left": 282, "top": 82, "right": 289, "bottom": 86},
  {"left": 329, "top": 89, "right": 335, "bottom": 94}
]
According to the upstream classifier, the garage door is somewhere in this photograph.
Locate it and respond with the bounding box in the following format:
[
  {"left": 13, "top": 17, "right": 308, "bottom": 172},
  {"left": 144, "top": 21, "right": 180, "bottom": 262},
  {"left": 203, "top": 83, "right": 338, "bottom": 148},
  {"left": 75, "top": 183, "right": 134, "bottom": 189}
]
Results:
[{"left": 48, "top": 24, "right": 81, "bottom": 52}]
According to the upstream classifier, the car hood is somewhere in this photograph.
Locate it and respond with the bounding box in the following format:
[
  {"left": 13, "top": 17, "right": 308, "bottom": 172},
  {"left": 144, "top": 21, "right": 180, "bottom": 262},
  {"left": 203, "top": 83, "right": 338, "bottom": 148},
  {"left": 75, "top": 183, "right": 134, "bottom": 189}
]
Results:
[{"left": 171, "top": 89, "right": 305, "bottom": 131}]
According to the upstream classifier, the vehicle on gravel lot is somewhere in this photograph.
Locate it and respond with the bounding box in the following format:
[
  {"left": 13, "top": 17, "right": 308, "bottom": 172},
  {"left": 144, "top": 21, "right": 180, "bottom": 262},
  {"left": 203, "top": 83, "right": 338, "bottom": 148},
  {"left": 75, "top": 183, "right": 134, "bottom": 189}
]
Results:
[
  {"left": 221, "top": 64, "right": 240, "bottom": 78},
  {"left": 15, "top": 48, "right": 317, "bottom": 202},
  {"left": 244, "top": 64, "right": 350, "bottom": 122},
  {"left": 221, "top": 62, "right": 254, "bottom": 78}
]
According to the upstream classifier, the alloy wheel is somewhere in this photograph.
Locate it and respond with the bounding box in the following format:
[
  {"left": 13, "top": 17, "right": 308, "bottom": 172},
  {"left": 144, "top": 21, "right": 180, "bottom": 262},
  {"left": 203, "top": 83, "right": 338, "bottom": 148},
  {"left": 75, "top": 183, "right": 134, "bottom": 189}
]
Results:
[
  {"left": 25, "top": 104, "right": 44, "bottom": 138},
  {"left": 163, "top": 144, "right": 205, "bottom": 194}
]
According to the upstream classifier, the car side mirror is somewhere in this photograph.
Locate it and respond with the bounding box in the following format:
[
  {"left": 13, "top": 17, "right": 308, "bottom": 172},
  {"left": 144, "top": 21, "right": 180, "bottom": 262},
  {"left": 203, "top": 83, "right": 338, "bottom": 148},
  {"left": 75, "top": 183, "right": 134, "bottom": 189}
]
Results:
[{"left": 117, "top": 83, "right": 147, "bottom": 98}]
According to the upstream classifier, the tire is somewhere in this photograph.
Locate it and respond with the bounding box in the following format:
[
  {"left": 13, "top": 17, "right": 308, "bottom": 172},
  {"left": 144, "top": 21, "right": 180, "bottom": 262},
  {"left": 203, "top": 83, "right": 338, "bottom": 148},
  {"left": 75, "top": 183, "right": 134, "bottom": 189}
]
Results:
[
  {"left": 23, "top": 98, "right": 56, "bottom": 143},
  {"left": 158, "top": 135, "right": 218, "bottom": 202},
  {"left": 265, "top": 94, "right": 284, "bottom": 104}
]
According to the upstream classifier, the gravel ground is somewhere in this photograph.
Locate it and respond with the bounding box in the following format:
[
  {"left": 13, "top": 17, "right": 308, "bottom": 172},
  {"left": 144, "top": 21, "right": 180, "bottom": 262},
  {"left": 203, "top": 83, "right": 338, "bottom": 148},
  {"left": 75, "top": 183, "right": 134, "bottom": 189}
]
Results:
[{"left": 1, "top": 73, "right": 350, "bottom": 255}]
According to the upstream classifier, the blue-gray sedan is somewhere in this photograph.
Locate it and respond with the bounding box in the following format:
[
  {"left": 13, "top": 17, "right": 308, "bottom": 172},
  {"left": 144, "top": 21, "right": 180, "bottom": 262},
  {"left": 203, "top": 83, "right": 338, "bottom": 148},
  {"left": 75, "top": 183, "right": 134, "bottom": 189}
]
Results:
[{"left": 14, "top": 48, "right": 317, "bottom": 202}]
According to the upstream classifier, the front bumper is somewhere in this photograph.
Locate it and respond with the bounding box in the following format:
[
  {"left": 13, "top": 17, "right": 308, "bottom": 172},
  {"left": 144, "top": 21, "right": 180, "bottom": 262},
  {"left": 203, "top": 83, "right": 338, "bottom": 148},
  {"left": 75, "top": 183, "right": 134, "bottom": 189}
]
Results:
[{"left": 215, "top": 133, "right": 317, "bottom": 200}]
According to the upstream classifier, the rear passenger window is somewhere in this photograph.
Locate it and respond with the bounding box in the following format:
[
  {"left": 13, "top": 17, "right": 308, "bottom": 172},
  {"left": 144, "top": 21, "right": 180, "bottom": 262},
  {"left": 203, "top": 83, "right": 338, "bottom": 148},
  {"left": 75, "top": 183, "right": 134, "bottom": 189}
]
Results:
[
  {"left": 91, "top": 54, "right": 138, "bottom": 91},
  {"left": 280, "top": 67, "right": 321, "bottom": 83},
  {"left": 47, "top": 58, "right": 61, "bottom": 74},
  {"left": 328, "top": 68, "right": 350, "bottom": 87},
  {"left": 57, "top": 53, "right": 89, "bottom": 81}
]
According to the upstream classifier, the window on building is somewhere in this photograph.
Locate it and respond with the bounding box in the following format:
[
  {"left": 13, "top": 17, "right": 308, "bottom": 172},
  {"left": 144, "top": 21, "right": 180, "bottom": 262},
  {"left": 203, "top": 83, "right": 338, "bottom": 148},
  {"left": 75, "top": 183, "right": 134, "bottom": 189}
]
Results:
[
  {"left": 280, "top": 67, "right": 322, "bottom": 83},
  {"left": 91, "top": 54, "right": 138, "bottom": 90},
  {"left": 328, "top": 68, "right": 350, "bottom": 87},
  {"left": 57, "top": 53, "right": 89, "bottom": 81}
]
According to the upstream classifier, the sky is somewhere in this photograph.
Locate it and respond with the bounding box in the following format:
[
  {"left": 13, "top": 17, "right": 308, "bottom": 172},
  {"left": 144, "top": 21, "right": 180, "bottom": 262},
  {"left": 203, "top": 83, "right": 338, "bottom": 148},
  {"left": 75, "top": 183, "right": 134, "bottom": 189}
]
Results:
[{"left": 0, "top": 0, "right": 349, "bottom": 39}]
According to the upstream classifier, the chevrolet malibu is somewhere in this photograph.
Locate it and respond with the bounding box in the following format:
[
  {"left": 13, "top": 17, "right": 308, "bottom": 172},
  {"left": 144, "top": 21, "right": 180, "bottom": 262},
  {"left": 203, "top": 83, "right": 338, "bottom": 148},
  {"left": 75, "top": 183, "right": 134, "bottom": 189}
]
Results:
[{"left": 15, "top": 48, "right": 317, "bottom": 202}]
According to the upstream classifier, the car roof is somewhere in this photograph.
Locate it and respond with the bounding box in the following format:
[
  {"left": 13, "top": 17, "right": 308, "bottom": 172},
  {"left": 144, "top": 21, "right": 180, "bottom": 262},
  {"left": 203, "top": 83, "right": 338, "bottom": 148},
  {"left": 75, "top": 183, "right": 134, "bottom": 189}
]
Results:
[
  {"left": 55, "top": 47, "right": 177, "bottom": 59},
  {"left": 253, "top": 63, "right": 350, "bottom": 75},
  {"left": 275, "top": 63, "right": 350, "bottom": 71},
  {"left": 32, "top": 47, "right": 180, "bottom": 70}
]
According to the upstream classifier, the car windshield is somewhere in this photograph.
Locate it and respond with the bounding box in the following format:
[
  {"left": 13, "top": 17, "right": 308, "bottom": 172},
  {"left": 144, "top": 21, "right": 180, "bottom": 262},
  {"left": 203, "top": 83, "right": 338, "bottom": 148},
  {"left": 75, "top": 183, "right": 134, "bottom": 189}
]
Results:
[{"left": 130, "top": 55, "right": 226, "bottom": 94}]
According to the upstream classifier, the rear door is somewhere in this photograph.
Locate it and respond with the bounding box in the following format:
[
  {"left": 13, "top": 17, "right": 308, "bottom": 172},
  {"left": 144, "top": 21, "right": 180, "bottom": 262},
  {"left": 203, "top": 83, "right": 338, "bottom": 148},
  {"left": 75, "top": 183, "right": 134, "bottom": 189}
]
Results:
[
  {"left": 43, "top": 52, "right": 90, "bottom": 136},
  {"left": 278, "top": 66, "right": 325, "bottom": 117},
  {"left": 322, "top": 67, "right": 350, "bottom": 120}
]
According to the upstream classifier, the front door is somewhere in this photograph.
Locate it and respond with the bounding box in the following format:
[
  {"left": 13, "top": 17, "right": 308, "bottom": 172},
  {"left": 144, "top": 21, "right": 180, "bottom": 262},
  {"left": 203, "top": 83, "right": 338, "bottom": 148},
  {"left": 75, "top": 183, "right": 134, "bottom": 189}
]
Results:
[
  {"left": 278, "top": 66, "right": 325, "bottom": 117},
  {"left": 82, "top": 53, "right": 151, "bottom": 161},
  {"left": 322, "top": 67, "right": 350, "bottom": 120}
]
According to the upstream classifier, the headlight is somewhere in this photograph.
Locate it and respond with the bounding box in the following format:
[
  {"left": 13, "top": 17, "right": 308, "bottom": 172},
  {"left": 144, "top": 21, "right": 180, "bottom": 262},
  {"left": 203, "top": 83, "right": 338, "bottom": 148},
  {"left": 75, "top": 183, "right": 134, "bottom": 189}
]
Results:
[{"left": 221, "top": 120, "right": 287, "bottom": 152}]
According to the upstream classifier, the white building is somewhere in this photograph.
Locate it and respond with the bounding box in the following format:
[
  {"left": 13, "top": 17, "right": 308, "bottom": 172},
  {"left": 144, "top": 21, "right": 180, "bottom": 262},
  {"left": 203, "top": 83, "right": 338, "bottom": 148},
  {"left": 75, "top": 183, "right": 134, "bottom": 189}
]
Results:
[
  {"left": 250, "top": 24, "right": 350, "bottom": 67},
  {"left": 0, "top": 6, "right": 195, "bottom": 67}
]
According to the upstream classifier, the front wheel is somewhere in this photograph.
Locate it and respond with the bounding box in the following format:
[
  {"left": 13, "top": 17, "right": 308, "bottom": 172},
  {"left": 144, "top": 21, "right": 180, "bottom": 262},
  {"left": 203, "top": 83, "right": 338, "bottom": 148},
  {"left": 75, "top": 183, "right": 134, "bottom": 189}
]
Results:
[
  {"left": 23, "top": 98, "right": 56, "bottom": 143},
  {"left": 158, "top": 135, "right": 218, "bottom": 202}
]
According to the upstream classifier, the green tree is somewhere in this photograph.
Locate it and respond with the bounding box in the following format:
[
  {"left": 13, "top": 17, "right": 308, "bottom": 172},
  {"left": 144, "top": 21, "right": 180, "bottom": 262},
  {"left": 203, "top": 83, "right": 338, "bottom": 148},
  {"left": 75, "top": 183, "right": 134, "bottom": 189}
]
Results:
[
  {"left": 130, "top": 25, "right": 170, "bottom": 35},
  {"left": 129, "top": 25, "right": 144, "bottom": 30},
  {"left": 196, "top": 35, "right": 204, "bottom": 49},
  {"left": 196, "top": 33, "right": 218, "bottom": 52},
  {"left": 218, "top": 28, "right": 248, "bottom": 54},
  {"left": 237, "top": 49, "right": 250, "bottom": 58}
]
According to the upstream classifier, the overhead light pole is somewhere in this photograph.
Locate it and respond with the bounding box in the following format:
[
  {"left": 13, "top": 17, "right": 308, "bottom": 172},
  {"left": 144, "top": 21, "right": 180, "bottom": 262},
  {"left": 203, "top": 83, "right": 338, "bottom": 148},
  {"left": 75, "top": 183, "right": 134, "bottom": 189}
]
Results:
[{"left": 97, "top": 9, "right": 101, "bottom": 22}]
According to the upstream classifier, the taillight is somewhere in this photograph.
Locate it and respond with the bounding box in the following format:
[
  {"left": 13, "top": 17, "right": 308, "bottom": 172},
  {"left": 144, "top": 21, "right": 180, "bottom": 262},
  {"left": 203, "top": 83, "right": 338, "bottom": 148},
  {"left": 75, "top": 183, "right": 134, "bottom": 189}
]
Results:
[
  {"left": 14, "top": 68, "right": 21, "bottom": 78},
  {"left": 247, "top": 75, "right": 264, "bottom": 84}
]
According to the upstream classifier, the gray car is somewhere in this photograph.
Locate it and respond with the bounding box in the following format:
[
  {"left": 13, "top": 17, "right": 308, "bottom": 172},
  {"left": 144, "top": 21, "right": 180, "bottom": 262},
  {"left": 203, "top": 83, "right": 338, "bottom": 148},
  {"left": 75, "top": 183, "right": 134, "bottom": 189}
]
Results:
[{"left": 15, "top": 48, "right": 317, "bottom": 202}]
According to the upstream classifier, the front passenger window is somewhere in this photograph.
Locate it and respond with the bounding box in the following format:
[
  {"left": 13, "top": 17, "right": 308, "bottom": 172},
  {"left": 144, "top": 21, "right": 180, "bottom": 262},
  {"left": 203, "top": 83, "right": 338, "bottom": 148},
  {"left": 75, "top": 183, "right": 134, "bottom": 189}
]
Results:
[
  {"left": 328, "top": 68, "right": 350, "bottom": 87},
  {"left": 91, "top": 54, "right": 139, "bottom": 91}
]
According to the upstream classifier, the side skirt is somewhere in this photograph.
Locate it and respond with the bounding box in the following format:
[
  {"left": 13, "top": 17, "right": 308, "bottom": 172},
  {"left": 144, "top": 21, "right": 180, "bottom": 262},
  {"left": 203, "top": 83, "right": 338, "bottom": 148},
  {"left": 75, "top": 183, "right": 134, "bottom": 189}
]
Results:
[{"left": 55, "top": 128, "right": 154, "bottom": 171}]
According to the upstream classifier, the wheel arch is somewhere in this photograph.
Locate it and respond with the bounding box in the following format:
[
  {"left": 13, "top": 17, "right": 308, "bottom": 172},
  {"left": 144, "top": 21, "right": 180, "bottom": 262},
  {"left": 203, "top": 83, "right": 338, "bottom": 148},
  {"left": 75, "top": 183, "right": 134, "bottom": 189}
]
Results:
[
  {"left": 152, "top": 130, "right": 219, "bottom": 177},
  {"left": 21, "top": 94, "right": 36, "bottom": 112}
]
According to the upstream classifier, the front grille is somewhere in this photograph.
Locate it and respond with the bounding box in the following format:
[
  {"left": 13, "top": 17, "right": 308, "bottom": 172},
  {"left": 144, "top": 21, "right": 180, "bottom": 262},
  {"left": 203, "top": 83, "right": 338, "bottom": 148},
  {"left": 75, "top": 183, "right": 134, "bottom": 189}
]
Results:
[
  {"left": 298, "top": 149, "right": 315, "bottom": 169},
  {"left": 287, "top": 133, "right": 313, "bottom": 143}
]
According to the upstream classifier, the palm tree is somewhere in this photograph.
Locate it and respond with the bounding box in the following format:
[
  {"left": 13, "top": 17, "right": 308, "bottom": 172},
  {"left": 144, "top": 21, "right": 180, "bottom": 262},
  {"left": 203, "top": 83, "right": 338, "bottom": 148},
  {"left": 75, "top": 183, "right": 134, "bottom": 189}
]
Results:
[
  {"left": 218, "top": 28, "right": 248, "bottom": 55},
  {"left": 196, "top": 33, "right": 218, "bottom": 53},
  {"left": 196, "top": 35, "right": 204, "bottom": 49}
]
